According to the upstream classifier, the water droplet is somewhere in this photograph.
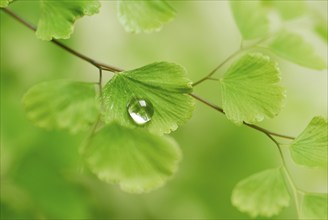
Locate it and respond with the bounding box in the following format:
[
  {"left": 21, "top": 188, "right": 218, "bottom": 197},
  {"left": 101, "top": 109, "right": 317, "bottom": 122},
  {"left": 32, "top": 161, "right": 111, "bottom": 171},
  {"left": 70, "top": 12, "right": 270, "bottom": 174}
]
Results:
[{"left": 127, "top": 98, "right": 154, "bottom": 125}]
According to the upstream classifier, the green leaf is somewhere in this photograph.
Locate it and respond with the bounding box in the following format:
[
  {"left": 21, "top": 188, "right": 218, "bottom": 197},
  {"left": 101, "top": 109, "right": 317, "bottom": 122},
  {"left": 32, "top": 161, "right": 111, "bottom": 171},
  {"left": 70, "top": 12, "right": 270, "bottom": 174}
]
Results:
[
  {"left": 230, "top": 1, "right": 269, "bottom": 39},
  {"left": 117, "top": 0, "right": 176, "bottom": 33},
  {"left": 36, "top": 0, "right": 100, "bottom": 40},
  {"left": 290, "top": 116, "right": 327, "bottom": 168},
  {"left": 269, "top": 31, "right": 327, "bottom": 70},
  {"left": 22, "top": 80, "right": 99, "bottom": 134},
  {"left": 301, "top": 194, "right": 328, "bottom": 219},
  {"left": 0, "top": 0, "right": 12, "bottom": 8},
  {"left": 102, "top": 62, "right": 194, "bottom": 134},
  {"left": 220, "top": 53, "right": 285, "bottom": 125},
  {"left": 270, "top": 0, "right": 307, "bottom": 20},
  {"left": 83, "top": 122, "right": 182, "bottom": 193},
  {"left": 315, "top": 20, "right": 328, "bottom": 43},
  {"left": 231, "top": 168, "right": 290, "bottom": 218}
]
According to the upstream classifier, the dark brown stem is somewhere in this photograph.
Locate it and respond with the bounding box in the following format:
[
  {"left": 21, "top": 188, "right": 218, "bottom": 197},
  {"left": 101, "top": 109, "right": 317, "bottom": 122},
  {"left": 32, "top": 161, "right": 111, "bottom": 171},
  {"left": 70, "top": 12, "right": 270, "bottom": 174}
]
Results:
[
  {"left": 244, "top": 123, "right": 295, "bottom": 140},
  {"left": 189, "top": 93, "right": 295, "bottom": 140},
  {"left": 189, "top": 93, "right": 224, "bottom": 113},
  {"left": 2, "top": 8, "right": 123, "bottom": 73},
  {"left": 98, "top": 68, "right": 103, "bottom": 96}
]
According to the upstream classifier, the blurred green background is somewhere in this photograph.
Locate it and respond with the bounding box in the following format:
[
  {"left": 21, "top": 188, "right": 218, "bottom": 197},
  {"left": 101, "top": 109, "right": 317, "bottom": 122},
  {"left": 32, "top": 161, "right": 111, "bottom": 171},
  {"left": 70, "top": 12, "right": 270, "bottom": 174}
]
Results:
[{"left": 1, "top": 1, "right": 327, "bottom": 219}]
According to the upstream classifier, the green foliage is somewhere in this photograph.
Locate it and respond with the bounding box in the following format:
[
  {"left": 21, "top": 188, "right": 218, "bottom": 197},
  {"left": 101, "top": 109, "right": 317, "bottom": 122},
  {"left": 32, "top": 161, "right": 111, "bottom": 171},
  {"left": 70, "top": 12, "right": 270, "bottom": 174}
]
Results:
[
  {"left": 268, "top": 0, "right": 307, "bottom": 20},
  {"left": 2, "top": 1, "right": 327, "bottom": 219},
  {"left": 301, "top": 194, "right": 328, "bottom": 219},
  {"left": 36, "top": 0, "right": 100, "bottom": 40},
  {"left": 83, "top": 122, "right": 182, "bottom": 193},
  {"left": 0, "top": 0, "right": 12, "bottom": 8},
  {"left": 22, "top": 80, "right": 99, "bottom": 134},
  {"left": 231, "top": 168, "right": 290, "bottom": 218},
  {"left": 269, "top": 31, "right": 327, "bottom": 70},
  {"left": 230, "top": 1, "right": 269, "bottom": 39},
  {"left": 220, "top": 53, "right": 285, "bottom": 125},
  {"left": 290, "top": 116, "right": 328, "bottom": 168},
  {"left": 102, "top": 62, "right": 194, "bottom": 134},
  {"left": 117, "top": 0, "right": 176, "bottom": 33}
]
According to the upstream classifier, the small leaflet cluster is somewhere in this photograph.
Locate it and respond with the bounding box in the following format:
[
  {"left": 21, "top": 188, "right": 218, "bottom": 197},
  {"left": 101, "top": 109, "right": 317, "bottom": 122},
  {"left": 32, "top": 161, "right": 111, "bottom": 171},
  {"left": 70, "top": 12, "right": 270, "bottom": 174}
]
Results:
[
  {"left": 229, "top": 1, "right": 327, "bottom": 219},
  {"left": 0, "top": 0, "right": 176, "bottom": 40},
  {"left": 23, "top": 62, "right": 194, "bottom": 193}
]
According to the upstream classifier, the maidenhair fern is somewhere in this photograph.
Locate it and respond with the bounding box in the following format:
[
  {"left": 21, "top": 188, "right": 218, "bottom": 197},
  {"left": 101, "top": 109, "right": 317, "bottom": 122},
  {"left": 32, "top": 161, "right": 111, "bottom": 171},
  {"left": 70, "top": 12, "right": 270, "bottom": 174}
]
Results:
[{"left": 1, "top": 0, "right": 327, "bottom": 219}]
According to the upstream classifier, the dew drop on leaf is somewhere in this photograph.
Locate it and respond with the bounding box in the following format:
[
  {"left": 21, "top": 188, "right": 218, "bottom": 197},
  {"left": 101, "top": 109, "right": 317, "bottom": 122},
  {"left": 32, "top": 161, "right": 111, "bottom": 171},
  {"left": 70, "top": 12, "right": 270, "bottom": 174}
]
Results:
[{"left": 127, "top": 97, "right": 154, "bottom": 125}]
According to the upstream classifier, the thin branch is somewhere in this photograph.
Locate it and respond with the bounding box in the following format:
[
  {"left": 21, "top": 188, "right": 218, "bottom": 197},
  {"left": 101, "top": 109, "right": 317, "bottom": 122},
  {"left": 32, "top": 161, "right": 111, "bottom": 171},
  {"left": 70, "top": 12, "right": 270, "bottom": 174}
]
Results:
[
  {"left": 2, "top": 7, "right": 35, "bottom": 31},
  {"left": 2, "top": 8, "right": 123, "bottom": 73},
  {"left": 244, "top": 123, "right": 295, "bottom": 140},
  {"left": 193, "top": 37, "right": 272, "bottom": 87},
  {"left": 98, "top": 68, "right": 103, "bottom": 96},
  {"left": 207, "top": 77, "right": 220, "bottom": 82},
  {"left": 261, "top": 132, "right": 286, "bottom": 164},
  {"left": 193, "top": 49, "right": 241, "bottom": 87},
  {"left": 189, "top": 93, "right": 295, "bottom": 140},
  {"left": 189, "top": 93, "right": 224, "bottom": 113}
]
